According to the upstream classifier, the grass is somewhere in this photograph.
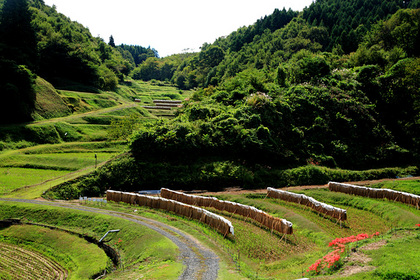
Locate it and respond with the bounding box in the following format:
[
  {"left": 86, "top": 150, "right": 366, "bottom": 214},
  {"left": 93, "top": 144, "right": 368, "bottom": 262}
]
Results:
[
  {"left": 0, "top": 201, "right": 182, "bottom": 279},
  {"left": 368, "top": 179, "right": 420, "bottom": 195},
  {"left": 0, "top": 152, "right": 117, "bottom": 171},
  {"left": 0, "top": 141, "right": 127, "bottom": 198},
  {"left": 0, "top": 224, "right": 108, "bottom": 279},
  {"left": 0, "top": 167, "right": 69, "bottom": 195},
  {"left": 369, "top": 229, "right": 420, "bottom": 279}
]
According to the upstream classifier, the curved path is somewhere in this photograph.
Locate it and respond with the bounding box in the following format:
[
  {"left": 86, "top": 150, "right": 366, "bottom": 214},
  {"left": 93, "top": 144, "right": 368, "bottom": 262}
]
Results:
[{"left": 0, "top": 198, "right": 219, "bottom": 280}]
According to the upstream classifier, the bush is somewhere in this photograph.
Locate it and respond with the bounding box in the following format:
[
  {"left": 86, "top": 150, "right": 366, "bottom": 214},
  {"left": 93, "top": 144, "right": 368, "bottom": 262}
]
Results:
[{"left": 0, "top": 61, "right": 36, "bottom": 124}]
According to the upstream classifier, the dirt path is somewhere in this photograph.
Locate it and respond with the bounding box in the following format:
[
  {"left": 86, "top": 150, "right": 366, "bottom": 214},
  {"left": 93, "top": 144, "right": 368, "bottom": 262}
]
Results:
[
  {"left": 0, "top": 198, "right": 219, "bottom": 280},
  {"left": 339, "top": 239, "right": 387, "bottom": 277}
]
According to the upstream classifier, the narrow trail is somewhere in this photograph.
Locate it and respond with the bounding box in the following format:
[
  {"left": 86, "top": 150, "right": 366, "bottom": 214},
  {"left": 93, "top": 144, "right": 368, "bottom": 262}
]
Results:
[{"left": 0, "top": 198, "right": 219, "bottom": 280}]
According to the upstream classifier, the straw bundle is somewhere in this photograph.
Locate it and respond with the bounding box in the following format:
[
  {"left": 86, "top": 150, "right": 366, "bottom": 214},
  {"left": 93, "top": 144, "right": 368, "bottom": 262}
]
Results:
[
  {"left": 106, "top": 190, "right": 234, "bottom": 236},
  {"left": 160, "top": 188, "right": 293, "bottom": 235},
  {"left": 267, "top": 187, "right": 347, "bottom": 221},
  {"left": 328, "top": 182, "right": 420, "bottom": 209}
]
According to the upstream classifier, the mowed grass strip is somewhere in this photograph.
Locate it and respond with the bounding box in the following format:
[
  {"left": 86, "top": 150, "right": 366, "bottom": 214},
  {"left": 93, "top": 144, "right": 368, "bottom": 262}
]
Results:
[
  {"left": 0, "top": 167, "right": 69, "bottom": 195},
  {"left": 0, "top": 152, "right": 118, "bottom": 171}
]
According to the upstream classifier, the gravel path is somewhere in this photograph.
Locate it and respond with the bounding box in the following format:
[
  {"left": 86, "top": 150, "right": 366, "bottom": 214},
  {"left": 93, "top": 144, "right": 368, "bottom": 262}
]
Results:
[{"left": 0, "top": 198, "right": 219, "bottom": 280}]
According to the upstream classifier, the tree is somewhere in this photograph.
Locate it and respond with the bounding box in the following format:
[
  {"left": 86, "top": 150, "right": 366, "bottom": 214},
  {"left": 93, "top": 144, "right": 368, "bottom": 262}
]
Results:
[
  {"left": 109, "top": 35, "right": 116, "bottom": 47},
  {"left": 0, "top": 0, "right": 37, "bottom": 68}
]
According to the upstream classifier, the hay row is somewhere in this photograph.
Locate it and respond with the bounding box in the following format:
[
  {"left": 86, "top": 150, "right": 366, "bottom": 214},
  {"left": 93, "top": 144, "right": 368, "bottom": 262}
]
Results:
[
  {"left": 106, "top": 190, "right": 234, "bottom": 236},
  {"left": 160, "top": 188, "right": 293, "bottom": 235},
  {"left": 267, "top": 187, "right": 347, "bottom": 221},
  {"left": 328, "top": 182, "right": 420, "bottom": 209}
]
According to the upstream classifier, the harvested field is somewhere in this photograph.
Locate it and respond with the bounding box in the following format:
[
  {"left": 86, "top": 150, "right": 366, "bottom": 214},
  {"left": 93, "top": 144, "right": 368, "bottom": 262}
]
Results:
[{"left": 0, "top": 242, "right": 67, "bottom": 280}]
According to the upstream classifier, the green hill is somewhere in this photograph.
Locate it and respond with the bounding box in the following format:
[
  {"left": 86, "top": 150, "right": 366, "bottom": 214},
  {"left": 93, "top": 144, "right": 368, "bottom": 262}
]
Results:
[
  {"left": 0, "top": 0, "right": 419, "bottom": 193},
  {"left": 85, "top": 4, "right": 419, "bottom": 193}
]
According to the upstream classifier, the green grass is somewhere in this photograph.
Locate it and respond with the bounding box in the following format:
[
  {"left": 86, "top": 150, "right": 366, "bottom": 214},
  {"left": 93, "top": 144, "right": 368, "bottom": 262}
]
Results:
[
  {"left": 0, "top": 167, "right": 69, "bottom": 195},
  {"left": 0, "top": 142, "right": 126, "bottom": 197},
  {"left": 0, "top": 201, "right": 181, "bottom": 279},
  {"left": 368, "top": 178, "right": 420, "bottom": 195},
  {"left": 123, "top": 80, "right": 193, "bottom": 105},
  {"left": 0, "top": 224, "right": 108, "bottom": 279},
  {"left": 370, "top": 229, "right": 420, "bottom": 279},
  {"left": 0, "top": 152, "right": 117, "bottom": 171}
]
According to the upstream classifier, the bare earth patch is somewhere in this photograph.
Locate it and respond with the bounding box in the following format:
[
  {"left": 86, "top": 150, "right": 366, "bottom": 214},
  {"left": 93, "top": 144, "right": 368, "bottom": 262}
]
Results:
[{"left": 339, "top": 240, "right": 387, "bottom": 277}]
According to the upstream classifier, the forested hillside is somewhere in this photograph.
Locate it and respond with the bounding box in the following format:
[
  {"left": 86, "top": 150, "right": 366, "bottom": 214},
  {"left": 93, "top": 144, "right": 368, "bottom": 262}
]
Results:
[
  {"left": 116, "top": 0, "right": 420, "bottom": 191},
  {"left": 0, "top": 0, "right": 156, "bottom": 124},
  {"left": 1, "top": 0, "right": 419, "bottom": 193}
]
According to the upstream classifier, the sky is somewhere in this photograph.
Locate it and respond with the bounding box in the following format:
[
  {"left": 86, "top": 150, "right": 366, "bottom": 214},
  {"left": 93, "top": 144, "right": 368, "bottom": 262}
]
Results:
[{"left": 43, "top": 0, "right": 314, "bottom": 57}]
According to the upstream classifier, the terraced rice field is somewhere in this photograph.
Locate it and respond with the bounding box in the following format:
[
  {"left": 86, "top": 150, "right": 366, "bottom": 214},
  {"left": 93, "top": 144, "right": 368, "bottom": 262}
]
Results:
[{"left": 0, "top": 242, "right": 67, "bottom": 280}]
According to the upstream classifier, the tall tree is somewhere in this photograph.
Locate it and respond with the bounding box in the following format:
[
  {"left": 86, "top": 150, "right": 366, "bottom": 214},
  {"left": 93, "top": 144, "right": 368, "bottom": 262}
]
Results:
[
  {"left": 109, "top": 35, "right": 116, "bottom": 47},
  {"left": 0, "top": 0, "right": 38, "bottom": 68}
]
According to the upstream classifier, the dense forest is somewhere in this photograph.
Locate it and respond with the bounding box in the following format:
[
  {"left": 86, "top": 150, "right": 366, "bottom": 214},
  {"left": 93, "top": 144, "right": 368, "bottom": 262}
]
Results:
[
  {"left": 122, "top": 0, "right": 420, "bottom": 189},
  {"left": 1, "top": 0, "right": 420, "bottom": 192}
]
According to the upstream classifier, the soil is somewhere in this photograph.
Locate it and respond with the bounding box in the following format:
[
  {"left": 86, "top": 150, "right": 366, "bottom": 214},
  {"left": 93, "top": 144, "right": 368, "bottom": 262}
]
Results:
[{"left": 339, "top": 239, "right": 387, "bottom": 277}]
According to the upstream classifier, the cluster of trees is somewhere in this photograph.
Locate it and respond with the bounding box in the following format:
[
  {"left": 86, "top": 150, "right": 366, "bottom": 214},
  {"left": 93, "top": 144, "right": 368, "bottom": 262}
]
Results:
[
  {"left": 139, "top": 0, "right": 419, "bottom": 90},
  {"left": 302, "top": 0, "right": 417, "bottom": 52},
  {"left": 130, "top": 5, "right": 420, "bottom": 174},
  {"left": 116, "top": 43, "right": 157, "bottom": 67}
]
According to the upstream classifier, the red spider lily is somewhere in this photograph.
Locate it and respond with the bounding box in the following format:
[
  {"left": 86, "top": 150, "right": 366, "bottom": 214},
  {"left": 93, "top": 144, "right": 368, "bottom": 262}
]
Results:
[
  {"left": 308, "top": 232, "right": 380, "bottom": 275},
  {"left": 416, "top": 224, "right": 420, "bottom": 227}
]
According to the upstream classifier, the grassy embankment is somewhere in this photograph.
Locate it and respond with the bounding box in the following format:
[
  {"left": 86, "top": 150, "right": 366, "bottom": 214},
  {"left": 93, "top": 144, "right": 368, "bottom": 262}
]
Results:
[
  {"left": 0, "top": 79, "right": 192, "bottom": 199},
  {"left": 68, "top": 178, "right": 420, "bottom": 279},
  {"left": 0, "top": 224, "right": 108, "bottom": 280},
  {"left": 0, "top": 201, "right": 182, "bottom": 280}
]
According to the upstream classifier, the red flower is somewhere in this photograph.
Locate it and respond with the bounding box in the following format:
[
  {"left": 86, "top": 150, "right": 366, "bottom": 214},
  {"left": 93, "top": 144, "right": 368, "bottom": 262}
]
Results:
[
  {"left": 309, "top": 231, "right": 380, "bottom": 275},
  {"left": 416, "top": 224, "right": 420, "bottom": 227}
]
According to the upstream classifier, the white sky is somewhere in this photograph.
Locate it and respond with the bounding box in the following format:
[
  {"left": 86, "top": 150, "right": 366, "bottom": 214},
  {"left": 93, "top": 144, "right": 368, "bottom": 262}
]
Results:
[{"left": 43, "top": 0, "right": 313, "bottom": 57}]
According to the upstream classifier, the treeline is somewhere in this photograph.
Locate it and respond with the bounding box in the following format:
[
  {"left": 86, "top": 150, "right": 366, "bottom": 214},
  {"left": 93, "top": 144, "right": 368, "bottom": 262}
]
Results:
[
  {"left": 133, "top": 0, "right": 420, "bottom": 89},
  {"left": 302, "top": 0, "right": 420, "bottom": 52}
]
